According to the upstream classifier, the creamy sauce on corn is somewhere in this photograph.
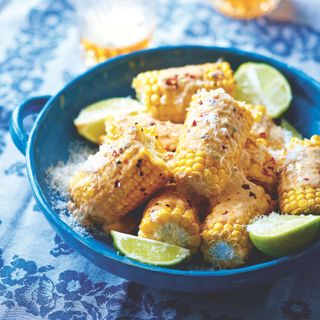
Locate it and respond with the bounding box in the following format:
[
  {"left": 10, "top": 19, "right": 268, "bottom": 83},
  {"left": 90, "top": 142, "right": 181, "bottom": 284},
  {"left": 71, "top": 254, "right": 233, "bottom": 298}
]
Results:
[
  {"left": 281, "top": 147, "right": 320, "bottom": 190},
  {"left": 208, "top": 170, "right": 270, "bottom": 221}
]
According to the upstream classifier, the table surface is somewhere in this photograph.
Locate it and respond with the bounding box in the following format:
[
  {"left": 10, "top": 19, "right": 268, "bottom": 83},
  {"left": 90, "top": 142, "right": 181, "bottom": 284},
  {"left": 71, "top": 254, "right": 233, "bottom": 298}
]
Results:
[{"left": 0, "top": 0, "right": 320, "bottom": 319}]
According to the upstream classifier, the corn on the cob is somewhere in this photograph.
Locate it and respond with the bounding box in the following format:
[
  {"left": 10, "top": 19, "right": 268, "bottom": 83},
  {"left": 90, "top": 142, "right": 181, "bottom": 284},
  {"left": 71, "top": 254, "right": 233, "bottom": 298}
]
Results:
[
  {"left": 172, "top": 88, "right": 253, "bottom": 199},
  {"left": 132, "top": 61, "right": 235, "bottom": 123},
  {"left": 244, "top": 104, "right": 285, "bottom": 150},
  {"left": 242, "top": 135, "right": 277, "bottom": 195},
  {"left": 201, "top": 170, "right": 271, "bottom": 268},
  {"left": 68, "top": 124, "right": 172, "bottom": 229},
  {"left": 279, "top": 135, "right": 320, "bottom": 215},
  {"left": 138, "top": 187, "right": 201, "bottom": 253},
  {"left": 99, "top": 114, "right": 183, "bottom": 152}
]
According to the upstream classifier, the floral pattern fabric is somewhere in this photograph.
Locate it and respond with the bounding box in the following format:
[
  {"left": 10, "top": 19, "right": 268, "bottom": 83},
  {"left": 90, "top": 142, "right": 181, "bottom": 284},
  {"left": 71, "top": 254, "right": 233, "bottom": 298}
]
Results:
[{"left": 0, "top": 0, "right": 319, "bottom": 319}]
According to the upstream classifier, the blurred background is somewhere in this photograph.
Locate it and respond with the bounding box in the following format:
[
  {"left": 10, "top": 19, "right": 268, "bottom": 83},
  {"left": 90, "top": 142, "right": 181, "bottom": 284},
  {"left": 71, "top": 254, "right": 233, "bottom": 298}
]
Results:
[
  {"left": 1, "top": 0, "right": 319, "bottom": 114},
  {"left": 0, "top": 0, "right": 320, "bottom": 112},
  {"left": 74, "top": 0, "right": 286, "bottom": 66}
]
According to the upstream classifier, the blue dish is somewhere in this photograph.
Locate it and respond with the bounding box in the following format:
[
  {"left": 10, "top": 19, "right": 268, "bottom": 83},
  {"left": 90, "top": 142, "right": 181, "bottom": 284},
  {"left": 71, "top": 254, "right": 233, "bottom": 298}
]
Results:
[{"left": 10, "top": 46, "right": 320, "bottom": 292}]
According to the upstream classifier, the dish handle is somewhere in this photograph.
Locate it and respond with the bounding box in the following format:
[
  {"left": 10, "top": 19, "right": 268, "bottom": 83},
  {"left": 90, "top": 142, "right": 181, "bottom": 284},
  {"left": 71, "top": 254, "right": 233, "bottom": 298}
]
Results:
[{"left": 10, "top": 96, "right": 51, "bottom": 155}]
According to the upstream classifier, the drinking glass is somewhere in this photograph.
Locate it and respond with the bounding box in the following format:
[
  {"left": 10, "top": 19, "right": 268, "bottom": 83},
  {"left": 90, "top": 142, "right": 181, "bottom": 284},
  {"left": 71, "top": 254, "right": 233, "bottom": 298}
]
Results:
[
  {"left": 74, "top": 0, "right": 157, "bottom": 66},
  {"left": 211, "top": 0, "right": 282, "bottom": 19}
]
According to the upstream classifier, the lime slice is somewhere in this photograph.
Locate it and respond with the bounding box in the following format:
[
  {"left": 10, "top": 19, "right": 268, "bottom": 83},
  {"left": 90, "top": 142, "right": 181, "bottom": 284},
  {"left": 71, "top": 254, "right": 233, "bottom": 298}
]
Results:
[
  {"left": 74, "top": 98, "right": 145, "bottom": 143},
  {"left": 234, "top": 62, "right": 292, "bottom": 118},
  {"left": 248, "top": 212, "right": 320, "bottom": 257},
  {"left": 281, "top": 119, "right": 303, "bottom": 139},
  {"left": 111, "top": 231, "right": 191, "bottom": 266}
]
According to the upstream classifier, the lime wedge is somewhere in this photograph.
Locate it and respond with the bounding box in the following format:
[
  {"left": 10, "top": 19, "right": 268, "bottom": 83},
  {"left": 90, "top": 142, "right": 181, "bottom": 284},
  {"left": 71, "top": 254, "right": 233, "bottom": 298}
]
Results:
[
  {"left": 234, "top": 62, "right": 292, "bottom": 118},
  {"left": 111, "top": 231, "right": 191, "bottom": 266},
  {"left": 281, "top": 119, "right": 303, "bottom": 139},
  {"left": 74, "top": 98, "right": 145, "bottom": 143},
  {"left": 248, "top": 213, "right": 320, "bottom": 257}
]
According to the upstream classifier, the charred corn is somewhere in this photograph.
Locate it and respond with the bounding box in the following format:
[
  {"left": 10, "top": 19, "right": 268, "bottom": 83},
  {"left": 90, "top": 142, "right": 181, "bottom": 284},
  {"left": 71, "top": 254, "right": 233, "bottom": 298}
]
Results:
[
  {"left": 100, "top": 114, "right": 183, "bottom": 152},
  {"left": 138, "top": 187, "right": 201, "bottom": 253},
  {"left": 172, "top": 88, "right": 253, "bottom": 198},
  {"left": 132, "top": 61, "right": 235, "bottom": 123},
  {"left": 69, "top": 124, "right": 172, "bottom": 230},
  {"left": 201, "top": 170, "right": 271, "bottom": 268},
  {"left": 279, "top": 135, "right": 320, "bottom": 215}
]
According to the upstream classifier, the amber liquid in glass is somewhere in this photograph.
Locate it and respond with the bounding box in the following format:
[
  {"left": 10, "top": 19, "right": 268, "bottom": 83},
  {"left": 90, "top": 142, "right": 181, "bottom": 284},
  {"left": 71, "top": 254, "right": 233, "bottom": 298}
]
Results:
[
  {"left": 81, "top": 35, "right": 151, "bottom": 66},
  {"left": 78, "top": 2, "right": 155, "bottom": 66},
  {"left": 212, "top": 0, "right": 281, "bottom": 19}
]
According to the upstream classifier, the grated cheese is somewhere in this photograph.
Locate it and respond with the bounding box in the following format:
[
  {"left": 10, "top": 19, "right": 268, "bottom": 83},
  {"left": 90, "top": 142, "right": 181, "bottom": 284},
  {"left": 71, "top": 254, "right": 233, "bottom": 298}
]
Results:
[{"left": 45, "top": 142, "right": 96, "bottom": 237}]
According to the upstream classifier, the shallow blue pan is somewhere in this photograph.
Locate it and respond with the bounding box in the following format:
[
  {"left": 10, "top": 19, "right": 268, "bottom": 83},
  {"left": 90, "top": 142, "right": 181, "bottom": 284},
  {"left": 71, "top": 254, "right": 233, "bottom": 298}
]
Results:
[{"left": 10, "top": 46, "right": 320, "bottom": 292}]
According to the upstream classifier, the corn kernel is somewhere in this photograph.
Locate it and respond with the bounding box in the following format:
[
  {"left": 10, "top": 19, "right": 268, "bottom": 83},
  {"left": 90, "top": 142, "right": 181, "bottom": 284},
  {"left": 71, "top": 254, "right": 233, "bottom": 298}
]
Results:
[
  {"left": 204, "top": 169, "right": 212, "bottom": 178},
  {"left": 208, "top": 166, "right": 218, "bottom": 174},
  {"left": 194, "top": 156, "right": 204, "bottom": 163},
  {"left": 296, "top": 194, "right": 305, "bottom": 201},
  {"left": 306, "top": 193, "right": 314, "bottom": 200},
  {"left": 151, "top": 94, "right": 160, "bottom": 104},
  {"left": 213, "top": 222, "right": 224, "bottom": 232},
  {"left": 193, "top": 163, "right": 205, "bottom": 171},
  {"left": 152, "top": 84, "right": 159, "bottom": 92},
  {"left": 231, "top": 230, "right": 242, "bottom": 239}
]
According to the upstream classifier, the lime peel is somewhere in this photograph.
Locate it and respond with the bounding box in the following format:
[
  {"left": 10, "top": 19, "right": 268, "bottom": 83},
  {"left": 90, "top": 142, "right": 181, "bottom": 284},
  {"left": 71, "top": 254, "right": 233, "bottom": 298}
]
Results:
[
  {"left": 234, "top": 62, "right": 292, "bottom": 118},
  {"left": 111, "top": 231, "right": 191, "bottom": 266},
  {"left": 248, "top": 212, "right": 320, "bottom": 257}
]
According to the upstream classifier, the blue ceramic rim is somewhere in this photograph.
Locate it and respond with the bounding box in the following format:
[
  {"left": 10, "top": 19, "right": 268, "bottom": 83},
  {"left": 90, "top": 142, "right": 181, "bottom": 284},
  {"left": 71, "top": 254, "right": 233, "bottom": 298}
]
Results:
[{"left": 26, "top": 45, "right": 320, "bottom": 278}]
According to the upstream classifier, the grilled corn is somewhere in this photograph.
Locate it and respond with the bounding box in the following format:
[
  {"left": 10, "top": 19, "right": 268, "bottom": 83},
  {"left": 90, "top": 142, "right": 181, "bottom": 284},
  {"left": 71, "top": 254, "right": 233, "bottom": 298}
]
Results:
[
  {"left": 279, "top": 135, "right": 320, "bottom": 215},
  {"left": 201, "top": 170, "right": 271, "bottom": 268},
  {"left": 99, "top": 114, "right": 183, "bottom": 152},
  {"left": 139, "top": 187, "right": 201, "bottom": 253},
  {"left": 69, "top": 124, "right": 172, "bottom": 230},
  {"left": 172, "top": 88, "right": 253, "bottom": 198},
  {"left": 132, "top": 62, "right": 235, "bottom": 123}
]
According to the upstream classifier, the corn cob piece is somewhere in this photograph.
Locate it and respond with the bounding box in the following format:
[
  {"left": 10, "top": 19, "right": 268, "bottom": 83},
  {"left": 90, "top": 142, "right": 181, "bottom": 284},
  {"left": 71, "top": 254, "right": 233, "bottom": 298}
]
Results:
[
  {"left": 172, "top": 88, "right": 253, "bottom": 199},
  {"left": 242, "top": 135, "right": 277, "bottom": 195},
  {"left": 99, "top": 114, "right": 183, "bottom": 152},
  {"left": 201, "top": 170, "right": 271, "bottom": 268},
  {"left": 244, "top": 104, "right": 285, "bottom": 150},
  {"left": 132, "top": 61, "right": 235, "bottom": 123},
  {"left": 68, "top": 124, "right": 172, "bottom": 230},
  {"left": 279, "top": 135, "right": 320, "bottom": 215},
  {"left": 138, "top": 187, "right": 201, "bottom": 253}
]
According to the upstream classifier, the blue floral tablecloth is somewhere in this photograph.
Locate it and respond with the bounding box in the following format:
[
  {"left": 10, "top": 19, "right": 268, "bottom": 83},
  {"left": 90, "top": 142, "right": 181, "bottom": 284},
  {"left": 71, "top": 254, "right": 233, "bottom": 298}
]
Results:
[{"left": 0, "top": 0, "right": 320, "bottom": 319}]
